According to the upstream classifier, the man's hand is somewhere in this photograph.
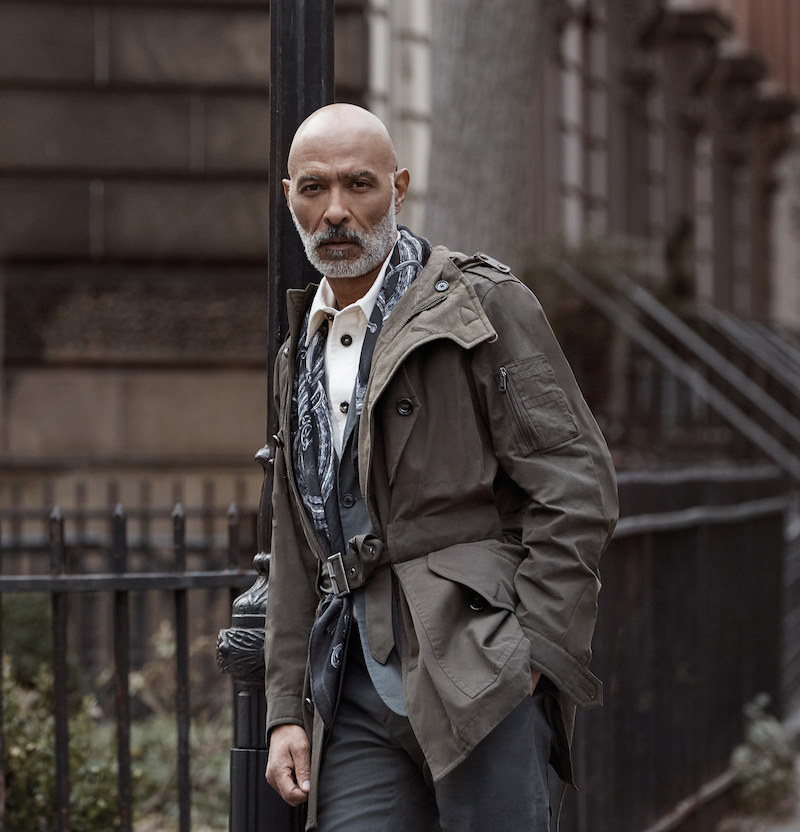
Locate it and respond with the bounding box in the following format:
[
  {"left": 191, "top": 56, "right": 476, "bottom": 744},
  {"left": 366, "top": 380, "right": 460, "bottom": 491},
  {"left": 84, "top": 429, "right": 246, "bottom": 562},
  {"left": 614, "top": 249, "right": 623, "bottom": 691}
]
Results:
[
  {"left": 530, "top": 667, "right": 541, "bottom": 694},
  {"left": 265, "top": 724, "right": 312, "bottom": 806}
]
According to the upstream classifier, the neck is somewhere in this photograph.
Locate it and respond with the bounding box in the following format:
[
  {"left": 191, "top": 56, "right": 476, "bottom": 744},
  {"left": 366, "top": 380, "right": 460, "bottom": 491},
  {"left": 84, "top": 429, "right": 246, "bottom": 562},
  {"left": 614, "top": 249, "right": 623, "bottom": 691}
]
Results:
[{"left": 327, "top": 267, "right": 382, "bottom": 309}]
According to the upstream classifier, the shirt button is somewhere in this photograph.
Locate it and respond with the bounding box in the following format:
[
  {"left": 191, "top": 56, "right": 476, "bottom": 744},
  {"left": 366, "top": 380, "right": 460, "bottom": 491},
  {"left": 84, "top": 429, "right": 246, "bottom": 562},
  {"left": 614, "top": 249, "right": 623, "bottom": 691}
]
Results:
[
  {"left": 339, "top": 401, "right": 349, "bottom": 414},
  {"left": 396, "top": 397, "right": 414, "bottom": 416},
  {"left": 326, "top": 313, "right": 334, "bottom": 321},
  {"left": 340, "top": 334, "right": 353, "bottom": 347},
  {"left": 342, "top": 494, "right": 355, "bottom": 508}
]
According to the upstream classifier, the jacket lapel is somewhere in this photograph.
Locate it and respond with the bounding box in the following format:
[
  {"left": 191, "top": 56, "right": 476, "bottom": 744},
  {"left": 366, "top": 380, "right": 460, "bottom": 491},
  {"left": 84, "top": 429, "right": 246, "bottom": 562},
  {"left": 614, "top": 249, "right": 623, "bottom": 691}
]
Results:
[{"left": 358, "top": 247, "right": 498, "bottom": 509}]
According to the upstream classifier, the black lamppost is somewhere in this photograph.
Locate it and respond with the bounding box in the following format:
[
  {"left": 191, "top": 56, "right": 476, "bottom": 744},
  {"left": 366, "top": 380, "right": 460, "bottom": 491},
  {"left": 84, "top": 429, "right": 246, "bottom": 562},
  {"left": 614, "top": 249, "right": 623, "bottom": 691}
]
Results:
[{"left": 217, "top": 3, "right": 333, "bottom": 829}]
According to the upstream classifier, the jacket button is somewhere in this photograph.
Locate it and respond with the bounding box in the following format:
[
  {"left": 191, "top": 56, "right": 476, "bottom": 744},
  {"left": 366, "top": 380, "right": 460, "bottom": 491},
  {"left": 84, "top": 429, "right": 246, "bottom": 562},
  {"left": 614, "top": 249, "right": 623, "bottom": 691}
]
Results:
[
  {"left": 342, "top": 494, "right": 355, "bottom": 508},
  {"left": 396, "top": 397, "right": 414, "bottom": 416},
  {"left": 340, "top": 334, "right": 353, "bottom": 346},
  {"left": 435, "top": 280, "right": 449, "bottom": 292},
  {"left": 468, "top": 594, "right": 487, "bottom": 612}
]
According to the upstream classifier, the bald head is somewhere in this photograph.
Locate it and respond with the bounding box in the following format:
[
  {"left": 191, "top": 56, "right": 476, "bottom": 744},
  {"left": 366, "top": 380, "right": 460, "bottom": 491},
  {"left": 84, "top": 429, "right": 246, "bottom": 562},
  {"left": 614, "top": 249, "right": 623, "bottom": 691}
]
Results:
[
  {"left": 287, "top": 104, "right": 399, "bottom": 177},
  {"left": 282, "top": 104, "right": 410, "bottom": 290}
]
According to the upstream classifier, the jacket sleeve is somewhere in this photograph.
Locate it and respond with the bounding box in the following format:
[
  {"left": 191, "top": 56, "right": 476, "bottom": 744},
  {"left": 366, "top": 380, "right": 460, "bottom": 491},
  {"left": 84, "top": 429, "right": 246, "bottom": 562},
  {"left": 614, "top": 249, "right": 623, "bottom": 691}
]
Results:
[
  {"left": 470, "top": 273, "right": 618, "bottom": 704},
  {"left": 263, "top": 351, "right": 320, "bottom": 735}
]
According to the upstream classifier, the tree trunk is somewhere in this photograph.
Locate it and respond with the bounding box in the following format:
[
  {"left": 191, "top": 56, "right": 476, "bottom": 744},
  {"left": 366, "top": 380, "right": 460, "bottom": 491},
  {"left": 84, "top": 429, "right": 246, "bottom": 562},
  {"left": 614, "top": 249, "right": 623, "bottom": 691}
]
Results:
[{"left": 426, "top": 0, "right": 543, "bottom": 269}]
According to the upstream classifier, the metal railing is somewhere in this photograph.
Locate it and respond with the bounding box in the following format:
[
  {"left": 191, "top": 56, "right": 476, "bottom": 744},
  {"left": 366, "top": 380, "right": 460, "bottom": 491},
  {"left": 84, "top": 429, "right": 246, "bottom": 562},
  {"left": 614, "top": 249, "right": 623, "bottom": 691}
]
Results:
[
  {"left": 0, "top": 464, "right": 792, "bottom": 832},
  {"left": 0, "top": 503, "right": 256, "bottom": 832},
  {"left": 555, "top": 261, "right": 800, "bottom": 480},
  {"left": 560, "top": 466, "right": 790, "bottom": 832}
]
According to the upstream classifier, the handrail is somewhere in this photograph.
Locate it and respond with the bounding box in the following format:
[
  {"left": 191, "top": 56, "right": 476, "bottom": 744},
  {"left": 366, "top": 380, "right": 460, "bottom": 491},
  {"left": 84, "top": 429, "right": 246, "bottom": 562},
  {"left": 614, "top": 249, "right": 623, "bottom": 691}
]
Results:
[
  {"left": 696, "top": 307, "right": 800, "bottom": 395},
  {"left": 555, "top": 261, "right": 800, "bottom": 482},
  {"left": 606, "top": 268, "right": 800, "bottom": 449}
]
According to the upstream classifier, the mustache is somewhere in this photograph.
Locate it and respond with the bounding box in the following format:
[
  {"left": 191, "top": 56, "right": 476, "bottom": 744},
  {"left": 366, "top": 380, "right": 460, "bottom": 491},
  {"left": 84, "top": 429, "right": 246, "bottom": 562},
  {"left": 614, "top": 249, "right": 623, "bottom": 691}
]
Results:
[{"left": 313, "top": 225, "right": 364, "bottom": 246}]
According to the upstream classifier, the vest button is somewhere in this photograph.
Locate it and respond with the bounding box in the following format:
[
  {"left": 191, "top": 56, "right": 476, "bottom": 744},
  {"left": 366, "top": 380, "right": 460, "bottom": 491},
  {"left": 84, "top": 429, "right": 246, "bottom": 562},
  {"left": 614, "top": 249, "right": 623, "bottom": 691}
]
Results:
[
  {"left": 396, "top": 397, "right": 414, "bottom": 416},
  {"left": 340, "top": 334, "right": 353, "bottom": 346},
  {"left": 342, "top": 494, "right": 355, "bottom": 508}
]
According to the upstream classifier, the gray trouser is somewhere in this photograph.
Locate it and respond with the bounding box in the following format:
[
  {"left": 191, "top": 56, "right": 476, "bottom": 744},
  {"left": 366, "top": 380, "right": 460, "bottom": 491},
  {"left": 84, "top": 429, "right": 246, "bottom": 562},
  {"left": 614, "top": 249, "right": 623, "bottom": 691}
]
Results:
[{"left": 316, "top": 633, "right": 555, "bottom": 832}]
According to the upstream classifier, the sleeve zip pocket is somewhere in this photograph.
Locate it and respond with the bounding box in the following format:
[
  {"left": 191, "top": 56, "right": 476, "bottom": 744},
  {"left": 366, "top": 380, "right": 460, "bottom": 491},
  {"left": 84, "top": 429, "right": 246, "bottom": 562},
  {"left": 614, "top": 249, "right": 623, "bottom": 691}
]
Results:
[
  {"left": 499, "top": 366, "right": 538, "bottom": 449},
  {"left": 498, "top": 359, "right": 580, "bottom": 453}
]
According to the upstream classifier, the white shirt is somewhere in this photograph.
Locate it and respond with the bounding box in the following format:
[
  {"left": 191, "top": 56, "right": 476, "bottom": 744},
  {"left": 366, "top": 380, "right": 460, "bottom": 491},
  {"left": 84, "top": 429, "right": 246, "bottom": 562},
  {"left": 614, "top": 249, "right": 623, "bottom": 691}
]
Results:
[{"left": 305, "top": 239, "right": 398, "bottom": 456}]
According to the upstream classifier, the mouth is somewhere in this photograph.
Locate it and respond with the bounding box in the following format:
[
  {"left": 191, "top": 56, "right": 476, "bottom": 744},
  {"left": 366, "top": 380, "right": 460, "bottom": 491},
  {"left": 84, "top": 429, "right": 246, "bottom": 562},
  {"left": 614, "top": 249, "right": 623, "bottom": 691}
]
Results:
[
  {"left": 318, "top": 236, "right": 361, "bottom": 258},
  {"left": 322, "top": 239, "right": 356, "bottom": 248}
]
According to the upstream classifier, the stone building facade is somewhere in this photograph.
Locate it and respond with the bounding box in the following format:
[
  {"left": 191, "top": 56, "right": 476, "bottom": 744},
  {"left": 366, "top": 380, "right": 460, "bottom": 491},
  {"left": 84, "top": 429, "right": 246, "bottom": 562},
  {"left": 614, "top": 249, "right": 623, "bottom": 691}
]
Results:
[
  {"left": 532, "top": 0, "right": 796, "bottom": 319},
  {"left": 382, "top": 0, "right": 798, "bottom": 323},
  {"left": 0, "top": 0, "right": 797, "bottom": 514},
  {"left": 0, "top": 1, "right": 368, "bottom": 514}
]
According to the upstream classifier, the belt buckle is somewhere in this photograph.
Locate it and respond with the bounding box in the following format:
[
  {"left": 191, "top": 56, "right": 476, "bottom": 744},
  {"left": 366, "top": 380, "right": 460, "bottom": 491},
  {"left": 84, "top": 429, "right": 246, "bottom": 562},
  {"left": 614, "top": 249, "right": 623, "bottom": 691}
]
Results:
[{"left": 326, "top": 551, "right": 350, "bottom": 597}]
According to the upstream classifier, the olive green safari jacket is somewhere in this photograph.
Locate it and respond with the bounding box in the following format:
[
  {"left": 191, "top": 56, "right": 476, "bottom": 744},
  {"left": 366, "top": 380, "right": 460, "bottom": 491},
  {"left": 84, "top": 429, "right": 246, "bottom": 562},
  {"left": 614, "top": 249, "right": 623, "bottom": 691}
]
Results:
[{"left": 264, "top": 244, "right": 618, "bottom": 825}]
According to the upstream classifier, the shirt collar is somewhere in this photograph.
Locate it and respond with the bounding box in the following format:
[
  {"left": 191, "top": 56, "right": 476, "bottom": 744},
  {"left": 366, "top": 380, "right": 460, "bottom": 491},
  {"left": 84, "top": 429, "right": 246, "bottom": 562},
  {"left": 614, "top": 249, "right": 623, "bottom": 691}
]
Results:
[{"left": 306, "top": 232, "right": 400, "bottom": 345}]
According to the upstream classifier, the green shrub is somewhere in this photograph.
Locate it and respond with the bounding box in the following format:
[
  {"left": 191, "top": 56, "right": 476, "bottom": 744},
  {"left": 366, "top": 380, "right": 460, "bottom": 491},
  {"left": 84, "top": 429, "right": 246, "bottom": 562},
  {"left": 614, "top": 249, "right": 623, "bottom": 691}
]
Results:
[
  {"left": 131, "top": 711, "right": 230, "bottom": 830},
  {"left": 127, "top": 620, "right": 231, "bottom": 830},
  {"left": 730, "top": 694, "right": 797, "bottom": 815},
  {"left": 2, "top": 594, "right": 52, "bottom": 687},
  {"left": 2, "top": 619, "right": 231, "bottom": 831},
  {"left": 3, "top": 659, "right": 120, "bottom": 832}
]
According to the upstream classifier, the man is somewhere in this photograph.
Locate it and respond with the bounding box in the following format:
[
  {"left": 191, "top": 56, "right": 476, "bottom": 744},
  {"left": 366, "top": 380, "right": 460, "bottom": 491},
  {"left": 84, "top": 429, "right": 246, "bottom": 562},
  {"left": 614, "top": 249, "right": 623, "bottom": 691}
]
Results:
[{"left": 264, "top": 103, "right": 618, "bottom": 831}]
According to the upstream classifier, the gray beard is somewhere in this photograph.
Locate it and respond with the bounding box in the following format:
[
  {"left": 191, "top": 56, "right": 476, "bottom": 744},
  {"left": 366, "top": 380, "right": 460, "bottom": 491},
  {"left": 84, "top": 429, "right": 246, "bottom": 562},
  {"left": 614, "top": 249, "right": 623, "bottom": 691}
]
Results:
[{"left": 289, "top": 197, "right": 397, "bottom": 279}]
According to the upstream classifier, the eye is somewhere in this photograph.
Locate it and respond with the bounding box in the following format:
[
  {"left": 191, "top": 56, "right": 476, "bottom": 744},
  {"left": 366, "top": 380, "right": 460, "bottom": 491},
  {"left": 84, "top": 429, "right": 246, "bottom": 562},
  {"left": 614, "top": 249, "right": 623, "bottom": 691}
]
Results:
[{"left": 352, "top": 180, "right": 371, "bottom": 189}]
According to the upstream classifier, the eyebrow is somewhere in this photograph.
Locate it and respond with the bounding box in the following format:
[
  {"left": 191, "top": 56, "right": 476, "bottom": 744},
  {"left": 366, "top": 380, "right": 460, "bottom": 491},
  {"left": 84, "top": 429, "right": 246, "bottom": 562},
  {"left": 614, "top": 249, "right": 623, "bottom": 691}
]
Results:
[{"left": 293, "top": 169, "right": 381, "bottom": 187}]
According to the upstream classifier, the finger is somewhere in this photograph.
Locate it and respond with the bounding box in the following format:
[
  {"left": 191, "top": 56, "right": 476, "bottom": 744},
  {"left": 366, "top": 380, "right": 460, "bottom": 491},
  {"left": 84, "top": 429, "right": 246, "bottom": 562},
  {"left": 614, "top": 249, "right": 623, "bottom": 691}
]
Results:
[
  {"left": 293, "top": 746, "right": 312, "bottom": 795},
  {"left": 266, "top": 760, "right": 308, "bottom": 806},
  {"left": 277, "top": 771, "right": 310, "bottom": 806}
]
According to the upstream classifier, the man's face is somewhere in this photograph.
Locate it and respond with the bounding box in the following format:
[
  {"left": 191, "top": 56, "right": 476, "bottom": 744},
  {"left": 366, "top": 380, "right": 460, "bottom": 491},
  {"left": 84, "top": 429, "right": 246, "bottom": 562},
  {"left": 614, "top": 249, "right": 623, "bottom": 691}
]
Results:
[
  {"left": 288, "top": 180, "right": 397, "bottom": 279},
  {"left": 283, "top": 128, "right": 408, "bottom": 280}
]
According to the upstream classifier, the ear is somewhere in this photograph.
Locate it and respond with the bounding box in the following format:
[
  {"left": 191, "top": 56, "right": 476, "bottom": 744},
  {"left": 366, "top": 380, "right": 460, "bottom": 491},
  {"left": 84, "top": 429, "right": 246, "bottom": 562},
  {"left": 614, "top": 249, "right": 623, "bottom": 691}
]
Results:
[
  {"left": 283, "top": 178, "right": 291, "bottom": 205},
  {"left": 393, "top": 169, "right": 410, "bottom": 213}
]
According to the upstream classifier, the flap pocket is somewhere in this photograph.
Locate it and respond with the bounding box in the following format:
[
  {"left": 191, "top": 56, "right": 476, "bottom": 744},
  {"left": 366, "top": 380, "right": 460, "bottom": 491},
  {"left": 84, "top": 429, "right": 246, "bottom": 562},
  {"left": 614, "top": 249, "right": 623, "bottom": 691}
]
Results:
[
  {"left": 427, "top": 542, "right": 523, "bottom": 612},
  {"left": 396, "top": 543, "right": 527, "bottom": 699}
]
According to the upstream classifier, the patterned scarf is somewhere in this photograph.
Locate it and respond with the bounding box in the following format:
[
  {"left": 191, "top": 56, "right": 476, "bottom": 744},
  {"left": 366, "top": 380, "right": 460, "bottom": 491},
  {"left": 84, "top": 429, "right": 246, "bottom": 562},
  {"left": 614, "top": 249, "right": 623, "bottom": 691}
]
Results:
[
  {"left": 290, "top": 226, "right": 430, "bottom": 728},
  {"left": 290, "top": 226, "right": 429, "bottom": 558}
]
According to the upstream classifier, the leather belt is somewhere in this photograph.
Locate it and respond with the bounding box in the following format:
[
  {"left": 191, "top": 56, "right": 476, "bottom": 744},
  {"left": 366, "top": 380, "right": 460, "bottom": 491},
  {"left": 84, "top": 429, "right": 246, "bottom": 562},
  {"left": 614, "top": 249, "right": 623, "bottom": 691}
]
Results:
[{"left": 324, "top": 534, "right": 386, "bottom": 597}]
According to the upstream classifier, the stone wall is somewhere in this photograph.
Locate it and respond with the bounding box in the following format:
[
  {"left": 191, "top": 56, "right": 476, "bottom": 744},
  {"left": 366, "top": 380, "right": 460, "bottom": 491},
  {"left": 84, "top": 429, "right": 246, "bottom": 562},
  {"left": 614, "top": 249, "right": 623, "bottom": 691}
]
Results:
[{"left": 0, "top": 0, "right": 367, "bottom": 507}]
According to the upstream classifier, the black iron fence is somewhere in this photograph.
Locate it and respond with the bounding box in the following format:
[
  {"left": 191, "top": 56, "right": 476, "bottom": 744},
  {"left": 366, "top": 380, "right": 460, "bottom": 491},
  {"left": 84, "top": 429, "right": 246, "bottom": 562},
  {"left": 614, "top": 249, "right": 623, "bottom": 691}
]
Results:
[
  {"left": 561, "top": 466, "right": 791, "bottom": 832},
  {"left": 0, "top": 501, "right": 256, "bottom": 832},
  {"left": 0, "top": 465, "right": 793, "bottom": 831}
]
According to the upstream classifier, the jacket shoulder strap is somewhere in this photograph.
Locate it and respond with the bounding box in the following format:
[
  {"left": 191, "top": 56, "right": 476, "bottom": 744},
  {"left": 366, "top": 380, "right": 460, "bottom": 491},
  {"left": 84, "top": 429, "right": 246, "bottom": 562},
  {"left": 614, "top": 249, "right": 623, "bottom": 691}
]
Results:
[{"left": 452, "top": 250, "right": 512, "bottom": 276}]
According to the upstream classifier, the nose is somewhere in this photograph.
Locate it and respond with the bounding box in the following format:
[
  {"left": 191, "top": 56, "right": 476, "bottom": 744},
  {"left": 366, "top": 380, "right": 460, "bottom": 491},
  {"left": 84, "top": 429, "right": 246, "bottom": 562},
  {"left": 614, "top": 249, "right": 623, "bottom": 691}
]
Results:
[{"left": 322, "top": 186, "right": 351, "bottom": 227}]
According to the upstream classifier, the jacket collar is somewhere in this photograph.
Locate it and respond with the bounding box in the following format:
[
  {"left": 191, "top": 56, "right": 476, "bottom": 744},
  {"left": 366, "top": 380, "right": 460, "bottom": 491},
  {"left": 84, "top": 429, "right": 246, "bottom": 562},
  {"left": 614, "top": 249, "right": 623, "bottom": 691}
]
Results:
[
  {"left": 285, "top": 282, "right": 319, "bottom": 349},
  {"left": 284, "top": 245, "right": 497, "bottom": 373},
  {"left": 368, "top": 245, "right": 497, "bottom": 389}
]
